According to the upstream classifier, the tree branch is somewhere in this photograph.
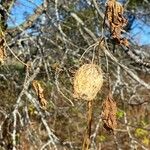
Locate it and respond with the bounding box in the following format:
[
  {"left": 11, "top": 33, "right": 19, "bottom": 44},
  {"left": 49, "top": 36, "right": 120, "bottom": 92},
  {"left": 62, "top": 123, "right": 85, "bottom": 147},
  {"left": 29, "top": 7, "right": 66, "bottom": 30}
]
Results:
[
  {"left": 92, "top": 0, "right": 150, "bottom": 68},
  {"left": 100, "top": 43, "right": 150, "bottom": 89},
  {"left": 7, "top": 2, "right": 46, "bottom": 37}
]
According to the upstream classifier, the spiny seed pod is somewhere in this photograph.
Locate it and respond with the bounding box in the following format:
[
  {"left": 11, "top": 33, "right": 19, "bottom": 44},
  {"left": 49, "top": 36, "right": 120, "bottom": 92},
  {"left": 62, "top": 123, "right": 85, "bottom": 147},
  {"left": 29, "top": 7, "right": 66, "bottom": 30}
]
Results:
[{"left": 73, "top": 64, "right": 103, "bottom": 101}]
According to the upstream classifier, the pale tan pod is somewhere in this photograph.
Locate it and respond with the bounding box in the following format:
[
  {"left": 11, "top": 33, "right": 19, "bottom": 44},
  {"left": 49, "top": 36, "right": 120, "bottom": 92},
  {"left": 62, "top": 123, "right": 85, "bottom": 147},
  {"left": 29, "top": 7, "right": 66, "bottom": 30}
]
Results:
[{"left": 73, "top": 64, "right": 103, "bottom": 101}]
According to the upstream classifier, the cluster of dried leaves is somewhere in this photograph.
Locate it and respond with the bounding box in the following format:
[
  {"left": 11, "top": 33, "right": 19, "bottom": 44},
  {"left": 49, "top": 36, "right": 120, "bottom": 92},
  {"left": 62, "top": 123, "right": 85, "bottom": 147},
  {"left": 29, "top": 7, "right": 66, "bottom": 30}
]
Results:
[
  {"left": 101, "top": 93, "right": 117, "bottom": 131},
  {"left": 32, "top": 80, "right": 47, "bottom": 109},
  {"left": 104, "top": 0, "right": 129, "bottom": 47}
]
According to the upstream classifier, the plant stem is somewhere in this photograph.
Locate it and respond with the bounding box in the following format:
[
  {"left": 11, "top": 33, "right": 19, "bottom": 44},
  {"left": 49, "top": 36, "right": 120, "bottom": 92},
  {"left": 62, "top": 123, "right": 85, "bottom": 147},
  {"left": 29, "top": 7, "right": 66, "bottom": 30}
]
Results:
[{"left": 82, "top": 100, "right": 93, "bottom": 150}]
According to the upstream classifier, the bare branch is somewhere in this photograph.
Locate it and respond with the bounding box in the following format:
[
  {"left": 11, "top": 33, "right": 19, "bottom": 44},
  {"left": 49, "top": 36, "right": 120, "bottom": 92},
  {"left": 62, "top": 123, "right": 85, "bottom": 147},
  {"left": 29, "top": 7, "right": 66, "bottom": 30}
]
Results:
[{"left": 7, "top": 2, "right": 46, "bottom": 36}]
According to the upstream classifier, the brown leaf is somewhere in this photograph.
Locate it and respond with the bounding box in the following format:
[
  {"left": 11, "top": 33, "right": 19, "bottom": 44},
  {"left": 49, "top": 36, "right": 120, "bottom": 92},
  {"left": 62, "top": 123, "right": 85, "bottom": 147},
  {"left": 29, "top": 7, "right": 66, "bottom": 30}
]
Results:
[
  {"left": 105, "top": 0, "right": 129, "bottom": 47},
  {"left": 32, "top": 80, "right": 47, "bottom": 109},
  {"left": 120, "top": 38, "right": 129, "bottom": 48},
  {"left": 0, "top": 38, "right": 7, "bottom": 64},
  {"left": 101, "top": 93, "right": 117, "bottom": 131}
]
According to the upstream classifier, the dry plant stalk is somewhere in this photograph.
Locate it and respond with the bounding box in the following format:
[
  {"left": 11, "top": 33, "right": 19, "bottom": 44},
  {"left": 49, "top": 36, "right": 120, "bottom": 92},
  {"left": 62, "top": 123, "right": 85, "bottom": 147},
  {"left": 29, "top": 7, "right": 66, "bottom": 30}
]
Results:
[
  {"left": 82, "top": 101, "right": 93, "bottom": 150},
  {"left": 32, "top": 80, "right": 47, "bottom": 109},
  {"left": 105, "top": 0, "right": 129, "bottom": 47},
  {"left": 73, "top": 64, "right": 103, "bottom": 101},
  {"left": 101, "top": 93, "right": 117, "bottom": 131}
]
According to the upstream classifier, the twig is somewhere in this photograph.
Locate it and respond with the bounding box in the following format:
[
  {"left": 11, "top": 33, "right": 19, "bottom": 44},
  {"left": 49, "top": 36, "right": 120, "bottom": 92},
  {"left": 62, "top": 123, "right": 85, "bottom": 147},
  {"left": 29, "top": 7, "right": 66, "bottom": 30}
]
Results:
[{"left": 100, "top": 43, "right": 150, "bottom": 89}]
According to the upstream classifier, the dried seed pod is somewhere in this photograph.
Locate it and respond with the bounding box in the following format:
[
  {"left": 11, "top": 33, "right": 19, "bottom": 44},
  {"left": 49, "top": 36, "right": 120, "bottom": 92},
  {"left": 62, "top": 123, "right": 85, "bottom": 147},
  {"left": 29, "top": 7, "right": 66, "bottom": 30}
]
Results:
[{"left": 73, "top": 64, "right": 103, "bottom": 101}]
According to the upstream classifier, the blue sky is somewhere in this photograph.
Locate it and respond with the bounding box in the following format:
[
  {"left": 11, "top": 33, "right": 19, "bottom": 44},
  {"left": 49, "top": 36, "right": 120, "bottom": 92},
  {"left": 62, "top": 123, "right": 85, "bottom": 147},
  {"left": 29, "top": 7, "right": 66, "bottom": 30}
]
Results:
[
  {"left": 7, "top": 0, "right": 150, "bottom": 45},
  {"left": 8, "top": 0, "right": 43, "bottom": 27},
  {"left": 130, "top": 19, "right": 150, "bottom": 46}
]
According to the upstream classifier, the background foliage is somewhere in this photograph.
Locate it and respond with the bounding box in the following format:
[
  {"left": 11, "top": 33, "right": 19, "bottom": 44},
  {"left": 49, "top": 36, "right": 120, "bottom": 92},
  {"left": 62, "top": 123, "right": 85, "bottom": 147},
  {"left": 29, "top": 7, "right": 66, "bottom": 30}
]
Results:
[{"left": 0, "top": 0, "right": 150, "bottom": 149}]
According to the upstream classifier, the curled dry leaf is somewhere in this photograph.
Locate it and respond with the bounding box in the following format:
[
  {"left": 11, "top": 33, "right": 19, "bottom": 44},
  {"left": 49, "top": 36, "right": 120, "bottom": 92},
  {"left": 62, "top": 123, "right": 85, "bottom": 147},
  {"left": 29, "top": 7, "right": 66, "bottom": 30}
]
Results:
[
  {"left": 120, "top": 38, "right": 129, "bottom": 48},
  {"left": 101, "top": 93, "right": 117, "bottom": 131},
  {"left": 0, "top": 38, "right": 7, "bottom": 64},
  {"left": 105, "top": 0, "right": 128, "bottom": 47},
  {"left": 32, "top": 80, "right": 48, "bottom": 109}
]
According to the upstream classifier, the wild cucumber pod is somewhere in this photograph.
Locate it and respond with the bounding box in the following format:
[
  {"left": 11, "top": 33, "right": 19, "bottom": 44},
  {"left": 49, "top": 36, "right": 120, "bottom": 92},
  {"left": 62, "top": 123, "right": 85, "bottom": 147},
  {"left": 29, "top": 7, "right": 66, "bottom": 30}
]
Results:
[{"left": 73, "top": 64, "right": 103, "bottom": 101}]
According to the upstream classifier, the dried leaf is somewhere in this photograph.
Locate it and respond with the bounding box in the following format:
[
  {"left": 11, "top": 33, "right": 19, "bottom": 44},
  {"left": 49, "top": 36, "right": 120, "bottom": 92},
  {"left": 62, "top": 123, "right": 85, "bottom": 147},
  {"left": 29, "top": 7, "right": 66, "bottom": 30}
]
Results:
[
  {"left": 32, "top": 80, "right": 47, "bottom": 109},
  {"left": 120, "top": 38, "right": 129, "bottom": 48},
  {"left": 105, "top": 0, "right": 128, "bottom": 47},
  {"left": 101, "top": 93, "right": 117, "bottom": 131},
  {"left": 0, "top": 38, "right": 6, "bottom": 64}
]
